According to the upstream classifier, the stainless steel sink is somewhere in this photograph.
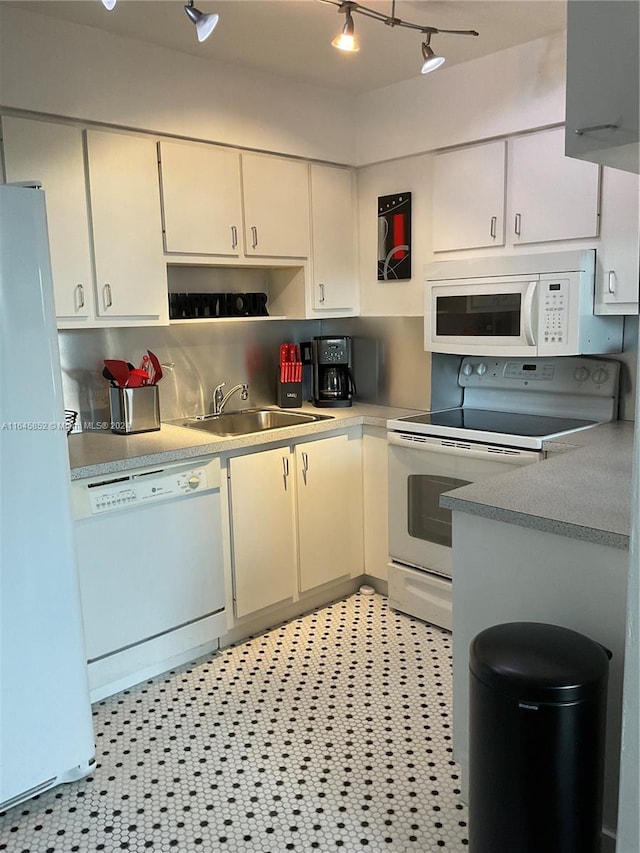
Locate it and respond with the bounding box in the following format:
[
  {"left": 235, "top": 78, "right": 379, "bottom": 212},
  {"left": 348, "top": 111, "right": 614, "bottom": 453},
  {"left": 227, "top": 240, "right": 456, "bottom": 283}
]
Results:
[{"left": 169, "top": 408, "right": 333, "bottom": 437}]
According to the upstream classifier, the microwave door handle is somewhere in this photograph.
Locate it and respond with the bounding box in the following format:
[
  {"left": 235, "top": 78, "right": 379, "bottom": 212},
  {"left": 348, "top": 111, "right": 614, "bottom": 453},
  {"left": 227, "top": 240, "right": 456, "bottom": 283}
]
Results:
[{"left": 523, "top": 281, "right": 538, "bottom": 345}]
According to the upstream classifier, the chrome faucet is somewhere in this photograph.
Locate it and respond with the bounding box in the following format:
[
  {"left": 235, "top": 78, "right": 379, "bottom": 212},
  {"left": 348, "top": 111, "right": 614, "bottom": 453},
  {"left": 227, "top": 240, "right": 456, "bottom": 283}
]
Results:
[{"left": 212, "top": 382, "right": 249, "bottom": 414}]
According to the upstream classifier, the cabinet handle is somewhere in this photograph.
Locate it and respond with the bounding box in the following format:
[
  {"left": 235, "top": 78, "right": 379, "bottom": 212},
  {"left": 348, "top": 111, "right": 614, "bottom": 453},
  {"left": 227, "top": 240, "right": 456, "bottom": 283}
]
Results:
[
  {"left": 251, "top": 226, "right": 258, "bottom": 249},
  {"left": 231, "top": 225, "right": 238, "bottom": 249},
  {"left": 514, "top": 213, "right": 522, "bottom": 237},
  {"left": 282, "top": 455, "right": 289, "bottom": 489},
  {"left": 607, "top": 270, "right": 616, "bottom": 295},
  {"left": 301, "top": 451, "right": 309, "bottom": 484},
  {"left": 574, "top": 123, "right": 618, "bottom": 136},
  {"left": 319, "top": 283, "right": 325, "bottom": 304},
  {"left": 490, "top": 216, "right": 497, "bottom": 239},
  {"left": 103, "top": 283, "right": 113, "bottom": 309},
  {"left": 75, "top": 283, "right": 85, "bottom": 310}
]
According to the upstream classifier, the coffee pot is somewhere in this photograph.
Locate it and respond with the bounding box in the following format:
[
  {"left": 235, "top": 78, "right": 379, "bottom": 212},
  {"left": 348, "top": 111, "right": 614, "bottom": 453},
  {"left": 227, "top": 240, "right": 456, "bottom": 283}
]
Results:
[{"left": 311, "top": 336, "right": 354, "bottom": 408}]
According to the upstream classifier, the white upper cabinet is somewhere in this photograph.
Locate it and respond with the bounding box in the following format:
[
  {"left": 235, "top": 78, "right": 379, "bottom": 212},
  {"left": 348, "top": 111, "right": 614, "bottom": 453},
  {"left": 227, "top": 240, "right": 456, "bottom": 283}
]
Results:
[
  {"left": 508, "top": 127, "right": 600, "bottom": 245},
  {"left": 241, "top": 153, "right": 310, "bottom": 258},
  {"left": 595, "top": 167, "right": 639, "bottom": 315},
  {"left": 565, "top": 0, "right": 639, "bottom": 175},
  {"left": 309, "top": 163, "right": 358, "bottom": 315},
  {"left": 86, "top": 130, "right": 168, "bottom": 322},
  {"left": 432, "top": 140, "right": 506, "bottom": 252},
  {"left": 433, "top": 128, "right": 601, "bottom": 253},
  {"left": 159, "top": 140, "right": 243, "bottom": 257},
  {"left": 1, "top": 117, "right": 95, "bottom": 326}
]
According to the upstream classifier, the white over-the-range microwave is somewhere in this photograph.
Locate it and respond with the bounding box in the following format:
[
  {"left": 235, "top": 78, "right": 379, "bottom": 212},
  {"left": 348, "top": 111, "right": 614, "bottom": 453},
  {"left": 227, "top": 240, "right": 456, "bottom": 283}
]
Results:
[{"left": 424, "top": 249, "right": 624, "bottom": 357}]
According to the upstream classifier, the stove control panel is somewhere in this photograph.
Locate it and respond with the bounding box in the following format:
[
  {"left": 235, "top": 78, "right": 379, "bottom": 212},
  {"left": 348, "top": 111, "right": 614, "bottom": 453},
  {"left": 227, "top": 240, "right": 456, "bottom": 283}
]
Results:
[{"left": 459, "top": 356, "right": 619, "bottom": 396}]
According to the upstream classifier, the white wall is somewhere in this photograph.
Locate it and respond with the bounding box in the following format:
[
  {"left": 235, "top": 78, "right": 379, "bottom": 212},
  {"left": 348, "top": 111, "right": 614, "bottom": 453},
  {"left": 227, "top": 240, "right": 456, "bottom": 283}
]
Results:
[
  {"left": 0, "top": 6, "right": 355, "bottom": 164},
  {"left": 354, "top": 32, "right": 567, "bottom": 165}
]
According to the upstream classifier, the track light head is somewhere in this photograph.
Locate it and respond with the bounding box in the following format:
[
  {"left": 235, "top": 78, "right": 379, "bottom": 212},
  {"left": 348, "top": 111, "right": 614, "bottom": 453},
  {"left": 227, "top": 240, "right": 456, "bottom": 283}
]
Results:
[
  {"left": 420, "top": 37, "right": 445, "bottom": 74},
  {"left": 184, "top": 1, "right": 219, "bottom": 43},
  {"left": 101, "top": 0, "right": 117, "bottom": 10},
  {"left": 331, "top": 4, "right": 359, "bottom": 53}
]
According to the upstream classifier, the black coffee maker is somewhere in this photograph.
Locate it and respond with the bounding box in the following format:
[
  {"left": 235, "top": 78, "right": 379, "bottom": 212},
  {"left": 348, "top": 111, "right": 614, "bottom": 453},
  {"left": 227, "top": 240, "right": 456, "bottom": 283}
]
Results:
[{"left": 311, "top": 336, "right": 355, "bottom": 408}]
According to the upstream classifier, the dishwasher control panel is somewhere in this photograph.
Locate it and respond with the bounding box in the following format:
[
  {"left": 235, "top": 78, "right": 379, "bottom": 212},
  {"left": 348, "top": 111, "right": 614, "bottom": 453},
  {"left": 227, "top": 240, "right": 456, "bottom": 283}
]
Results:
[{"left": 71, "top": 457, "right": 220, "bottom": 519}]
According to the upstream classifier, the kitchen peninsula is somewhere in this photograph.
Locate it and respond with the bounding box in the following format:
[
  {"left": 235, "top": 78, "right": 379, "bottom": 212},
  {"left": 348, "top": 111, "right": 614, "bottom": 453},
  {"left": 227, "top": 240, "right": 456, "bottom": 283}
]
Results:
[{"left": 443, "top": 419, "right": 634, "bottom": 847}]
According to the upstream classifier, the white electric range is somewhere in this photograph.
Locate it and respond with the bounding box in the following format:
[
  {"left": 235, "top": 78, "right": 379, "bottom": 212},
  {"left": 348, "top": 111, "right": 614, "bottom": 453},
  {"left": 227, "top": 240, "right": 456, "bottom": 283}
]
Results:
[{"left": 386, "top": 355, "right": 620, "bottom": 629}]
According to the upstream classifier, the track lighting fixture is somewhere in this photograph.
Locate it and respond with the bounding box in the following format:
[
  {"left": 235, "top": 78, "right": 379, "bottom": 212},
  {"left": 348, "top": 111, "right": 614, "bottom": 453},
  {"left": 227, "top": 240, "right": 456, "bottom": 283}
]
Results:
[
  {"left": 421, "top": 34, "right": 445, "bottom": 74},
  {"left": 184, "top": 0, "right": 219, "bottom": 43},
  {"left": 101, "top": 0, "right": 116, "bottom": 10},
  {"left": 331, "top": 3, "right": 359, "bottom": 53},
  {"left": 323, "top": 0, "right": 478, "bottom": 75}
]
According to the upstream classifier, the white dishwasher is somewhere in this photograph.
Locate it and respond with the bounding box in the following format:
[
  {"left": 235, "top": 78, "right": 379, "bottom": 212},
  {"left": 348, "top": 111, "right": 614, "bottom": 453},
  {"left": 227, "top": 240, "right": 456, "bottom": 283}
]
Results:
[{"left": 71, "top": 456, "right": 226, "bottom": 701}]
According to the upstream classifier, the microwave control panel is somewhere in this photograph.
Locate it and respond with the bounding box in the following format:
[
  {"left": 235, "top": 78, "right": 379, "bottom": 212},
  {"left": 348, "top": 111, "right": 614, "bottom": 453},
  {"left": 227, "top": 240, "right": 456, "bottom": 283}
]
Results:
[{"left": 540, "top": 279, "right": 569, "bottom": 346}]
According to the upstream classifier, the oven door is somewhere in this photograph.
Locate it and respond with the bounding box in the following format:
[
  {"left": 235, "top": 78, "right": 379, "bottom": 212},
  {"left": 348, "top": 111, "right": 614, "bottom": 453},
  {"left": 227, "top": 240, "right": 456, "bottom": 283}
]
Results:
[{"left": 388, "top": 432, "right": 540, "bottom": 575}]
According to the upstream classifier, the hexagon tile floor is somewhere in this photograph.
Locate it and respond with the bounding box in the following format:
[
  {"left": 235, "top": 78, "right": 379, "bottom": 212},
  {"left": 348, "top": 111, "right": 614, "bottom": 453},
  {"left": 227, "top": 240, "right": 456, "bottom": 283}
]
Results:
[{"left": 0, "top": 592, "right": 469, "bottom": 852}]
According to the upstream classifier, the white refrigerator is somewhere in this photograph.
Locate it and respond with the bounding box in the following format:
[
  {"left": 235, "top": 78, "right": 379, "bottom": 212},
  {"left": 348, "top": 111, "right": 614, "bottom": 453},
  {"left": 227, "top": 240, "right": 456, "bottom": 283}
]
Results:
[{"left": 0, "top": 183, "right": 95, "bottom": 810}]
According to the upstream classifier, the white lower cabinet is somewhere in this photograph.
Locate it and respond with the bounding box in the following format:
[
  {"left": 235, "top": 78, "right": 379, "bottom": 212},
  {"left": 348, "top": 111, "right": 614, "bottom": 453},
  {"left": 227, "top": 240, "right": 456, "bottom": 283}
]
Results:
[
  {"left": 228, "top": 445, "right": 298, "bottom": 619},
  {"left": 228, "top": 433, "right": 363, "bottom": 619},
  {"left": 296, "top": 434, "right": 363, "bottom": 592}
]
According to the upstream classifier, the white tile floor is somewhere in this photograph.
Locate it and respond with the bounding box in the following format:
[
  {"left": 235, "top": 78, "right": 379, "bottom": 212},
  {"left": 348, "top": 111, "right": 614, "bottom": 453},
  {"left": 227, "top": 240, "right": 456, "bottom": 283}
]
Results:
[{"left": 0, "top": 593, "right": 469, "bottom": 851}]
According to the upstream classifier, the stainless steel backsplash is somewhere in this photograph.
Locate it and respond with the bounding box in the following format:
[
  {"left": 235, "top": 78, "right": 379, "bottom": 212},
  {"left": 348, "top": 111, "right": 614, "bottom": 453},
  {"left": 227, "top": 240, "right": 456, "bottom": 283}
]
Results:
[
  {"left": 58, "top": 314, "right": 635, "bottom": 431},
  {"left": 58, "top": 316, "right": 432, "bottom": 430}
]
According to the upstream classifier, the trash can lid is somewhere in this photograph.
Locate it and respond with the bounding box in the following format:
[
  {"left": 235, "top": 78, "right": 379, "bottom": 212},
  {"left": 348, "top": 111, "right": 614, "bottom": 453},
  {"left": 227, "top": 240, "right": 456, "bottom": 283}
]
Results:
[{"left": 469, "top": 622, "right": 610, "bottom": 703}]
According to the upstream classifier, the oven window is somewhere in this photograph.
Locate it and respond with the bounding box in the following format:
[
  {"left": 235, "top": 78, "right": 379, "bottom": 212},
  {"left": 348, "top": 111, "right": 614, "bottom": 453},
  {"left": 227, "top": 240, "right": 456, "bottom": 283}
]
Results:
[
  {"left": 435, "top": 293, "right": 521, "bottom": 336},
  {"left": 407, "top": 474, "right": 470, "bottom": 545}
]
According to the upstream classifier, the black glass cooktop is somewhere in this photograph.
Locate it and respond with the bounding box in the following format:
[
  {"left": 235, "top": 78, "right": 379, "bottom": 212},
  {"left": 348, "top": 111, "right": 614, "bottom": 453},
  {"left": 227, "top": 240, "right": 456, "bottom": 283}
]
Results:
[{"left": 399, "top": 408, "right": 597, "bottom": 439}]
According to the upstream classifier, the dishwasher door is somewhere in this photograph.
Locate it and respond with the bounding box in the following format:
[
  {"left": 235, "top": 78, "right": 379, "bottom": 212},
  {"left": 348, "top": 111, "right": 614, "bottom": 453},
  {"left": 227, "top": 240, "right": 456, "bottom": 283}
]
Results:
[{"left": 72, "top": 457, "right": 225, "bottom": 698}]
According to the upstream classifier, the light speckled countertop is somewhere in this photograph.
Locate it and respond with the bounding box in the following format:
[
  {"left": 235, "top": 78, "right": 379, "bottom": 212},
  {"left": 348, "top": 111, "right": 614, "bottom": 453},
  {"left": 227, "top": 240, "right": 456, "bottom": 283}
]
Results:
[
  {"left": 69, "top": 407, "right": 636, "bottom": 551},
  {"left": 67, "top": 403, "right": 417, "bottom": 480},
  {"left": 440, "top": 420, "right": 636, "bottom": 550}
]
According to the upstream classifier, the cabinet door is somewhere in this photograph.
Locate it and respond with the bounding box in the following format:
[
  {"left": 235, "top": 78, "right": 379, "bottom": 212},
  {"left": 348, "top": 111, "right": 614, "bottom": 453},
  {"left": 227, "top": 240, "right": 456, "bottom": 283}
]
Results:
[
  {"left": 241, "top": 153, "right": 310, "bottom": 258},
  {"left": 159, "top": 140, "right": 243, "bottom": 256},
  {"left": 596, "top": 167, "right": 640, "bottom": 314},
  {"left": 509, "top": 128, "right": 600, "bottom": 245},
  {"left": 309, "top": 164, "right": 357, "bottom": 313},
  {"left": 296, "top": 434, "right": 363, "bottom": 592},
  {"left": 86, "top": 130, "right": 168, "bottom": 322},
  {"left": 566, "top": 0, "right": 639, "bottom": 174},
  {"left": 229, "top": 448, "right": 297, "bottom": 618},
  {"left": 432, "top": 140, "right": 506, "bottom": 252},
  {"left": 2, "top": 117, "right": 94, "bottom": 324}
]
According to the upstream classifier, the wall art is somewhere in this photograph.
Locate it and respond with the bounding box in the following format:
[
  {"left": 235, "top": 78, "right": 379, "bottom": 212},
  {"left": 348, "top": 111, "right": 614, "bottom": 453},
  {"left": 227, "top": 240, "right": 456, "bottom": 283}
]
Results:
[{"left": 377, "top": 192, "right": 412, "bottom": 281}]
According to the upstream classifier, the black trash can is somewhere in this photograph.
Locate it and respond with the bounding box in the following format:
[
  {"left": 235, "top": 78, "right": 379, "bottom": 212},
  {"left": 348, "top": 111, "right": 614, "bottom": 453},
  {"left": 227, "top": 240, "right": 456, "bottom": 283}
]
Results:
[{"left": 468, "top": 622, "right": 610, "bottom": 853}]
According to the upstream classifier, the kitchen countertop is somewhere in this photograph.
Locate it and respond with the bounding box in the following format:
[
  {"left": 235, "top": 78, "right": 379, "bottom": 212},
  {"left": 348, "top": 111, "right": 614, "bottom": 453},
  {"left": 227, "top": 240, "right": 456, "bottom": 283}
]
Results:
[
  {"left": 69, "top": 407, "right": 636, "bottom": 551},
  {"left": 440, "top": 420, "right": 636, "bottom": 550},
  {"left": 68, "top": 403, "right": 418, "bottom": 480}
]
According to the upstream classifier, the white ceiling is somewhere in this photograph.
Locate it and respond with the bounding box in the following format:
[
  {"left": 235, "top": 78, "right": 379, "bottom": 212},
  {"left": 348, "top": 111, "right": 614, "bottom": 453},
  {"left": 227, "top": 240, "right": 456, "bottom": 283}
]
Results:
[{"left": 7, "top": 0, "right": 567, "bottom": 94}]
